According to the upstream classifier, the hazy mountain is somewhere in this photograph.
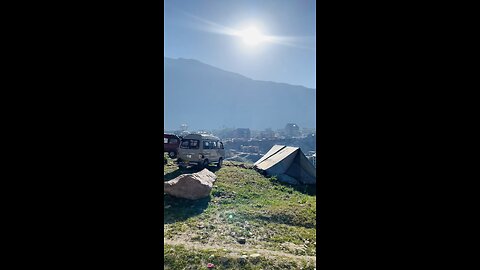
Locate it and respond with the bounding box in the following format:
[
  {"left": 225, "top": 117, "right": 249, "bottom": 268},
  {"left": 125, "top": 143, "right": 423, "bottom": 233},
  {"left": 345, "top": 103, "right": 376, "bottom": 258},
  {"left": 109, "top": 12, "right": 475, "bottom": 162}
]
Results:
[{"left": 164, "top": 57, "right": 316, "bottom": 131}]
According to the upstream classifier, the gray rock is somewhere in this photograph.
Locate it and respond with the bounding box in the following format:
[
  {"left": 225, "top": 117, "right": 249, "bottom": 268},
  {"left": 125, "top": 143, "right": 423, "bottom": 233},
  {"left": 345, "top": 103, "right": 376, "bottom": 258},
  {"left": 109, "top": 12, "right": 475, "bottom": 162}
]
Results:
[{"left": 163, "top": 169, "right": 217, "bottom": 200}]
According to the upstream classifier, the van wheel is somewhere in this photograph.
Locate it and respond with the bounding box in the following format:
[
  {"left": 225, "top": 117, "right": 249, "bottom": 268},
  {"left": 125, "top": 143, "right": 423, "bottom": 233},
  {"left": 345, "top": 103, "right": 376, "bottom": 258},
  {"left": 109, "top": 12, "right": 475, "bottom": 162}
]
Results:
[
  {"left": 198, "top": 159, "right": 209, "bottom": 170},
  {"left": 168, "top": 152, "right": 176, "bottom": 158},
  {"left": 217, "top": 158, "right": 223, "bottom": 168}
]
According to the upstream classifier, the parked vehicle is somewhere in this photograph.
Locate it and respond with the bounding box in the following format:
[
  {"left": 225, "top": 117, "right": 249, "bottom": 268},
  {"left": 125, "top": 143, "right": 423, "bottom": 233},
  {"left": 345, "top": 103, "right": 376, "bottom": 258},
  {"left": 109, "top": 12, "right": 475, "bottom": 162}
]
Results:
[
  {"left": 164, "top": 134, "right": 181, "bottom": 158},
  {"left": 177, "top": 133, "right": 225, "bottom": 169}
]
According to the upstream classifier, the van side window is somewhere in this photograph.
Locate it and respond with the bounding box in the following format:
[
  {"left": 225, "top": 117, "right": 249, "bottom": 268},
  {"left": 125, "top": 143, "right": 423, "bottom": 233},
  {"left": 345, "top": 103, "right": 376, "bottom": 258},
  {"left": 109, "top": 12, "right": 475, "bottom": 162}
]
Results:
[
  {"left": 212, "top": 141, "right": 217, "bottom": 149},
  {"left": 170, "top": 138, "right": 178, "bottom": 144},
  {"left": 191, "top": 140, "right": 199, "bottom": 149},
  {"left": 219, "top": 142, "right": 224, "bottom": 149},
  {"left": 203, "top": 141, "right": 210, "bottom": 149},
  {"left": 164, "top": 138, "right": 169, "bottom": 144},
  {"left": 180, "top": 139, "right": 199, "bottom": 149}
]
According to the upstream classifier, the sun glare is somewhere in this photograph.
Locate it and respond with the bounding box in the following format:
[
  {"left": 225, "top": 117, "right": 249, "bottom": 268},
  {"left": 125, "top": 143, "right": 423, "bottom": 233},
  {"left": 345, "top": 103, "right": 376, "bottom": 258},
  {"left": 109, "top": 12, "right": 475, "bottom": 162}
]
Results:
[{"left": 240, "top": 27, "right": 264, "bottom": 46}]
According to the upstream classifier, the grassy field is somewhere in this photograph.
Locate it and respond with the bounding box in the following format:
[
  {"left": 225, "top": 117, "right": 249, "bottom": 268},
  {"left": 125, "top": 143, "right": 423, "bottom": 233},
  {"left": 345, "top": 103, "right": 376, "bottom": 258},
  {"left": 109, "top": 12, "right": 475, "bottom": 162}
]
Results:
[{"left": 164, "top": 158, "right": 317, "bottom": 269}]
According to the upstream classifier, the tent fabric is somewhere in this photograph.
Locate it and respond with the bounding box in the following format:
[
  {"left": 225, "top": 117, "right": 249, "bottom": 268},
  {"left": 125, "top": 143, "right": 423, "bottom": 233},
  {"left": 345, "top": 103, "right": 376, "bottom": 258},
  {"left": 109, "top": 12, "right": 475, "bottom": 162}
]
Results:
[
  {"left": 254, "top": 146, "right": 298, "bottom": 171},
  {"left": 253, "top": 144, "right": 285, "bottom": 165},
  {"left": 254, "top": 145, "right": 316, "bottom": 184}
]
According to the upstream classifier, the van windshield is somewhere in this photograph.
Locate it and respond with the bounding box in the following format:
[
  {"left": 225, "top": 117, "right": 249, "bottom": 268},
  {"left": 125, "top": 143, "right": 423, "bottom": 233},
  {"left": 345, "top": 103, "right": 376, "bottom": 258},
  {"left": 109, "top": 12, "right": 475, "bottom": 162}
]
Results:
[{"left": 180, "top": 139, "right": 200, "bottom": 149}]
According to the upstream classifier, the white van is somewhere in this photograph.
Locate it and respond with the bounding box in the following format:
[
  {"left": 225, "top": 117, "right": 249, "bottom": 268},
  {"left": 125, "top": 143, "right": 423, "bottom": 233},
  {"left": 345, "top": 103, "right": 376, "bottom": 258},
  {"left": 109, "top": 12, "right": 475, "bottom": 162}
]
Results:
[{"left": 176, "top": 133, "right": 226, "bottom": 169}]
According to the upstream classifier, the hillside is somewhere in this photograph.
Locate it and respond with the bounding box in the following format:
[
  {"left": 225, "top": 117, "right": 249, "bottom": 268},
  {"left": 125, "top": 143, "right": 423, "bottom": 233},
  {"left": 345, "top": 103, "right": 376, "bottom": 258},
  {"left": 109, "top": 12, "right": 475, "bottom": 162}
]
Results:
[
  {"left": 164, "top": 57, "right": 316, "bottom": 131},
  {"left": 163, "top": 159, "right": 317, "bottom": 269}
]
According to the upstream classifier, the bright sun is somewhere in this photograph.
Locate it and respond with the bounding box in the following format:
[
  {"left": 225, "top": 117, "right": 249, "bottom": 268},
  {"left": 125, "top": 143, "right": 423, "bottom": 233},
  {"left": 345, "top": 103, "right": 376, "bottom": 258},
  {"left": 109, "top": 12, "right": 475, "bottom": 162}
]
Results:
[{"left": 240, "top": 27, "right": 265, "bottom": 46}]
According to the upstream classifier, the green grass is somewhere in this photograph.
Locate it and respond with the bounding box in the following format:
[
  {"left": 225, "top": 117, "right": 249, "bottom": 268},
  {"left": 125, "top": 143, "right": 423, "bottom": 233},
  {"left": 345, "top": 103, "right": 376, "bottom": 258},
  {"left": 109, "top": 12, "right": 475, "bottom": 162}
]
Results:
[
  {"left": 164, "top": 244, "right": 315, "bottom": 270},
  {"left": 164, "top": 158, "right": 316, "bottom": 269}
]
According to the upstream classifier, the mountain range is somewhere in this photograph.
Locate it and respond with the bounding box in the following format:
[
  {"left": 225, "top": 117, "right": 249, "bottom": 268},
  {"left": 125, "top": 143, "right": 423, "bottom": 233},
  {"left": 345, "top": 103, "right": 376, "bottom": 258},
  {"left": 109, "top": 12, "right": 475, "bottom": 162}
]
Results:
[{"left": 164, "top": 57, "right": 316, "bottom": 131}]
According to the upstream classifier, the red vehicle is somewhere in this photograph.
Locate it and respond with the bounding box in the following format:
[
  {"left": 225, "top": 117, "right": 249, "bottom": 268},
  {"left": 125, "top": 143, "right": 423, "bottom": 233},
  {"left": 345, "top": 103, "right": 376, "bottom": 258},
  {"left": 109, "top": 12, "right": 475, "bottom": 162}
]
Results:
[{"left": 164, "top": 134, "right": 181, "bottom": 158}]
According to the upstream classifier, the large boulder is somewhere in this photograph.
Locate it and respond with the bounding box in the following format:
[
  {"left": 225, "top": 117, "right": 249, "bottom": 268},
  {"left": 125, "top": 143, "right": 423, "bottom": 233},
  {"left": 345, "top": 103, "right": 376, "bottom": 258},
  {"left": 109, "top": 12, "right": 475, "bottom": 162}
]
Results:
[{"left": 164, "top": 169, "right": 217, "bottom": 200}]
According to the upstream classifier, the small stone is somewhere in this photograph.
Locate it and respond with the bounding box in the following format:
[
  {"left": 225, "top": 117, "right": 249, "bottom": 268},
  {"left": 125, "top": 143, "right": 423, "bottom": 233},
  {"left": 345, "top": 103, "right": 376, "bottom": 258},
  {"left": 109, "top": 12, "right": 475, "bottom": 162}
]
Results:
[
  {"left": 237, "top": 237, "right": 246, "bottom": 244},
  {"left": 250, "top": 253, "right": 261, "bottom": 258},
  {"left": 304, "top": 240, "right": 310, "bottom": 245}
]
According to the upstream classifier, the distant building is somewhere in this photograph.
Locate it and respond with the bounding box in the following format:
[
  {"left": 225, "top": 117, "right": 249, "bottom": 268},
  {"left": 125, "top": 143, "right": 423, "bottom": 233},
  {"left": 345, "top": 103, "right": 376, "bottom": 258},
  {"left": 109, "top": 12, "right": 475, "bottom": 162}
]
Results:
[
  {"left": 260, "top": 128, "right": 276, "bottom": 139},
  {"left": 180, "top": 124, "right": 188, "bottom": 131},
  {"left": 179, "top": 130, "right": 190, "bottom": 137},
  {"left": 233, "top": 128, "right": 251, "bottom": 139},
  {"left": 285, "top": 123, "right": 300, "bottom": 138},
  {"left": 241, "top": 145, "right": 260, "bottom": 153}
]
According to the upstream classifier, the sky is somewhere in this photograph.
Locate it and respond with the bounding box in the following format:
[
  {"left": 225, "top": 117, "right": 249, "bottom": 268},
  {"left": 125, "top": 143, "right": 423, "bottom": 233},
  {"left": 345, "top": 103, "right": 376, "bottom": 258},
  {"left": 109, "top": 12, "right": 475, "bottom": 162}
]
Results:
[{"left": 164, "top": 0, "right": 316, "bottom": 89}]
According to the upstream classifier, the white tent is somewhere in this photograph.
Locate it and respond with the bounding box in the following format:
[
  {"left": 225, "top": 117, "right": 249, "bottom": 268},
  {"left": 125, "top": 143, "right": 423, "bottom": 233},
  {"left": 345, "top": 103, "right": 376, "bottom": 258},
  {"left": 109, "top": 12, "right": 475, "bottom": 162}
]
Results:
[{"left": 254, "top": 145, "right": 316, "bottom": 185}]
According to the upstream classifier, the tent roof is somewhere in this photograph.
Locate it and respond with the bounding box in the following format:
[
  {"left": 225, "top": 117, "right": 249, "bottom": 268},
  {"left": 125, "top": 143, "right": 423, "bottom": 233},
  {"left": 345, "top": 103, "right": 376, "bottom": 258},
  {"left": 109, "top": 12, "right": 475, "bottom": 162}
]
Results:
[
  {"left": 254, "top": 145, "right": 316, "bottom": 184},
  {"left": 254, "top": 145, "right": 298, "bottom": 171},
  {"left": 254, "top": 145, "right": 286, "bottom": 166}
]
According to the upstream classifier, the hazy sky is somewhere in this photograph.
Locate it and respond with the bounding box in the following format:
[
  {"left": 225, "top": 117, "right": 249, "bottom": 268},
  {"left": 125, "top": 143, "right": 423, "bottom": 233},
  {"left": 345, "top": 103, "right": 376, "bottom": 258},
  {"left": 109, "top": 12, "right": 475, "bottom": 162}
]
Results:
[{"left": 164, "top": 0, "right": 316, "bottom": 89}]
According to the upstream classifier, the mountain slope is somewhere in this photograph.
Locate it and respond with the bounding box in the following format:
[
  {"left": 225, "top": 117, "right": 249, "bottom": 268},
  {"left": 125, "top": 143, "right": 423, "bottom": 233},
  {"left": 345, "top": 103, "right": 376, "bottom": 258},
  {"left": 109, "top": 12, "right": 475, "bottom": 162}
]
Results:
[{"left": 164, "top": 57, "right": 316, "bottom": 130}]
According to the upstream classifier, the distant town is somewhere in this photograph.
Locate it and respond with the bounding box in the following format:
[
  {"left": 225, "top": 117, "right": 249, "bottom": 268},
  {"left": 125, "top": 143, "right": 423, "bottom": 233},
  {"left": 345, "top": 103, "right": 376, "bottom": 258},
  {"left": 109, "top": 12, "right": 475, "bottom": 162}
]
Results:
[{"left": 165, "top": 123, "right": 316, "bottom": 167}]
